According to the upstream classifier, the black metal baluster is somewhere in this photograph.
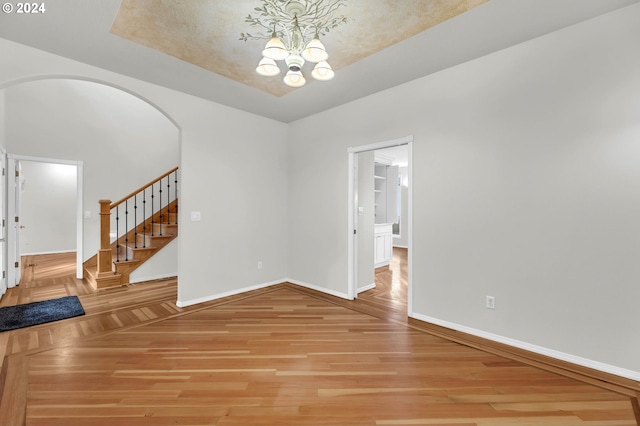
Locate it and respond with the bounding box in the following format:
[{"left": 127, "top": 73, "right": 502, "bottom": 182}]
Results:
[
  {"left": 125, "top": 199, "right": 129, "bottom": 261},
  {"left": 115, "top": 205, "right": 120, "bottom": 262},
  {"left": 134, "top": 194, "right": 138, "bottom": 249},
  {"left": 142, "top": 189, "right": 147, "bottom": 248},
  {"left": 174, "top": 171, "right": 178, "bottom": 224},
  {"left": 151, "top": 184, "right": 155, "bottom": 236},
  {"left": 166, "top": 175, "right": 171, "bottom": 225},
  {"left": 159, "top": 179, "right": 163, "bottom": 236}
]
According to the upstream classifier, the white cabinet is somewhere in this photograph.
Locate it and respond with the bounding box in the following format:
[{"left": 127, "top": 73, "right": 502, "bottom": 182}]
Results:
[{"left": 374, "top": 223, "right": 393, "bottom": 268}]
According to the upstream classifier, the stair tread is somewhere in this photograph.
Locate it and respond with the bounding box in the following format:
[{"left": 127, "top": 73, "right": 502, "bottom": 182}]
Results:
[{"left": 113, "top": 259, "right": 141, "bottom": 265}]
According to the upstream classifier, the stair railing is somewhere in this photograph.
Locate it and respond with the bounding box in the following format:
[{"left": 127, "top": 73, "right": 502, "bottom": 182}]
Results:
[{"left": 97, "top": 167, "right": 179, "bottom": 278}]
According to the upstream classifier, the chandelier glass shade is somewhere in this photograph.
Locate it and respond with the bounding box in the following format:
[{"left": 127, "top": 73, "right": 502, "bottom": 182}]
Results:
[
  {"left": 311, "top": 61, "right": 335, "bottom": 81},
  {"left": 262, "top": 35, "right": 289, "bottom": 61},
  {"left": 256, "top": 57, "right": 280, "bottom": 76},
  {"left": 284, "top": 70, "right": 306, "bottom": 87},
  {"left": 241, "top": 0, "right": 347, "bottom": 88}
]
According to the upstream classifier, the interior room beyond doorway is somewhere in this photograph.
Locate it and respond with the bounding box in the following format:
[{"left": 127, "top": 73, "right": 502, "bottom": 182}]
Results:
[{"left": 351, "top": 140, "right": 411, "bottom": 316}]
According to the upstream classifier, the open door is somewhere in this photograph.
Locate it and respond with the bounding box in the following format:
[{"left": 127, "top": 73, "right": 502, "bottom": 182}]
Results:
[
  {"left": 7, "top": 156, "right": 21, "bottom": 287},
  {"left": 15, "top": 161, "right": 23, "bottom": 286},
  {"left": 0, "top": 147, "right": 6, "bottom": 296}
]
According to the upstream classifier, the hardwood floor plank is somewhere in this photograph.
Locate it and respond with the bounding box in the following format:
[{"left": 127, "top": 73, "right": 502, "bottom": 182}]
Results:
[
  {"left": 0, "top": 252, "right": 636, "bottom": 425},
  {"left": 0, "top": 355, "right": 28, "bottom": 426}
]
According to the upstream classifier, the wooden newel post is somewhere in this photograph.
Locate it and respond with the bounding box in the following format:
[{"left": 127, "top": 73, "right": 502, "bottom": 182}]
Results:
[{"left": 97, "top": 199, "right": 113, "bottom": 277}]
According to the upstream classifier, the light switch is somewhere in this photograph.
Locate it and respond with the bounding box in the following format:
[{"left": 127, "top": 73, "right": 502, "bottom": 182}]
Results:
[
  {"left": 358, "top": 206, "right": 364, "bottom": 216},
  {"left": 84, "top": 210, "right": 91, "bottom": 219},
  {"left": 190, "top": 211, "right": 201, "bottom": 221}
]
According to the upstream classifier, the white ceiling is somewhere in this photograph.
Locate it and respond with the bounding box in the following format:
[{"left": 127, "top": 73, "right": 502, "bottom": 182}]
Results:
[
  {"left": 1, "top": 0, "right": 638, "bottom": 123},
  {"left": 109, "top": 0, "right": 491, "bottom": 97}
]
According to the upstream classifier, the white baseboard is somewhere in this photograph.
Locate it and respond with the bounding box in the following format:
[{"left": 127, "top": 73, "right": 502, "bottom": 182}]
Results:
[
  {"left": 411, "top": 313, "right": 640, "bottom": 382},
  {"left": 20, "top": 249, "right": 75, "bottom": 256},
  {"left": 357, "top": 283, "right": 375, "bottom": 294},
  {"left": 176, "top": 278, "right": 351, "bottom": 308},
  {"left": 176, "top": 279, "right": 284, "bottom": 308},
  {"left": 286, "top": 278, "right": 350, "bottom": 300},
  {"left": 129, "top": 273, "right": 177, "bottom": 284}
]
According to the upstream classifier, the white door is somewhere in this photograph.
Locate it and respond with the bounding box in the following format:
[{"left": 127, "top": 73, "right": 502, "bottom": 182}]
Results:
[
  {"left": 0, "top": 150, "right": 6, "bottom": 296},
  {"left": 356, "top": 151, "right": 377, "bottom": 294},
  {"left": 7, "top": 156, "right": 22, "bottom": 287},
  {"left": 14, "top": 160, "right": 23, "bottom": 286}
]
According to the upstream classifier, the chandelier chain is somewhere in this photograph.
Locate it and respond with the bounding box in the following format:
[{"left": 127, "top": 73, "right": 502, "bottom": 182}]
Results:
[{"left": 240, "top": 0, "right": 347, "bottom": 42}]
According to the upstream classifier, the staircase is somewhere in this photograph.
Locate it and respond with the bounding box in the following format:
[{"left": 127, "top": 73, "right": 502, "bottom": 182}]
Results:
[{"left": 84, "top": 167, "right": 179, "bottom": 289}]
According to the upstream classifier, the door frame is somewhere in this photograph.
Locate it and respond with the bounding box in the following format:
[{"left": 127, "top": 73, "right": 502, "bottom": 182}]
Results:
[
  {"left": 7, "top": 154, "right": 84, "bottom": 287},
  {"left": 347, "top": 136, "right": 413, "bottom": 315},
  {"left": 0, "top": 146, "right": 6, "bottom": 296}
]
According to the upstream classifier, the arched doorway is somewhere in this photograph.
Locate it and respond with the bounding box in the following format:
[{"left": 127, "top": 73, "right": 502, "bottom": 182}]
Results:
[{"left": 1, "top": 77, "right": 180, "bottom": 291}]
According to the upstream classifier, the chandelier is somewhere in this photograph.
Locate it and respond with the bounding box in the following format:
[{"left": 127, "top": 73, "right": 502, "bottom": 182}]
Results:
[{"left": 240, "top": 0, "right": 348, "bottom": 88}]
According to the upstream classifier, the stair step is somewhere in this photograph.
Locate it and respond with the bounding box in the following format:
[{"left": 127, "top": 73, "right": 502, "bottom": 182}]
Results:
[
  {"left": 156, "top": 212, "right": 178, "bottom": 223},
  {"left": 151, "top": 223, "right": 178, "bottom": 235},
  {"left": 112, "top": 258, "right": 140, "bottom": 266},
  {"left": 136, "top": 232, "right": 174, "bottom": 246},
  {"left": 113, "top": 244, "right": 135, "bottom": 259},
  {"left": 83, "top": 258, "right": 98, "bottom": 288},
  {"left": 112, "top": 258, "right": 141, "bottom": 273}
]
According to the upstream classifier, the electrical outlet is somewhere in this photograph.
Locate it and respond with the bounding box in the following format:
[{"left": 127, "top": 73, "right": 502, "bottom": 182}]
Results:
[
  {"left": 486, "top": 296, "right": 495, "bottom": 310},
  {"left": 257, "top": 261, "right": 263, "bottom": 270}
]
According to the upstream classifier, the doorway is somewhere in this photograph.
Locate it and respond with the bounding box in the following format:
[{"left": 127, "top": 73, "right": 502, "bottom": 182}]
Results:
[
  {"left": 7, "top": 155, "right": 84, "bottom": 288},
  {"left": 348, "top": 136, "right": 413, "bottom": 315}
]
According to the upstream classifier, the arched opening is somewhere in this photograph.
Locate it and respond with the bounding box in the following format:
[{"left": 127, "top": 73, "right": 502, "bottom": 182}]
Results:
[{"left": 1, "top": 77, "right": 181, "bottom": 291}]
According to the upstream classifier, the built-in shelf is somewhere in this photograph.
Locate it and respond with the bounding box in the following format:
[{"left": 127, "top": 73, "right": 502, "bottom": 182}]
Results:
[
  {"left": 374, "top": 161, "right": 398, "bottom": 225},
  {"left": 373, "top": 156, "right": 399, "bottom": 268}
]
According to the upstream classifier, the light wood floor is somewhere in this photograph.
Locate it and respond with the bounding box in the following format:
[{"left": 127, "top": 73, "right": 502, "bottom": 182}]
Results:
[{"left": 0, "top": 251, "right": 637, "bottom": 425}]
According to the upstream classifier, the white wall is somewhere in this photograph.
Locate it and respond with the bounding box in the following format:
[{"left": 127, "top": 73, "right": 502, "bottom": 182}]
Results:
[
  {"left": 19, "top": 161, "right": 76, "bottom": 254},
  {"left": 287, "top": 4, "right": 640, "bottom": 377},
  {"left": 176, "top": 95, "right": 288, "bottom": 306},
  {"left": 130, "top": 238, "right": 177, "bottom": 284},
  {"left": 0, "top": 38, "right": 289, "bottom": 307},
  {"left": 0, "top": 90, "right": 5, "bottom": 147}
]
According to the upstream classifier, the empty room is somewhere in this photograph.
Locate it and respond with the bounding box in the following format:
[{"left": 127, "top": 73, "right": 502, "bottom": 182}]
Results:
[{"left": 1, "top": 1, "right": 639, "bottom": 424}]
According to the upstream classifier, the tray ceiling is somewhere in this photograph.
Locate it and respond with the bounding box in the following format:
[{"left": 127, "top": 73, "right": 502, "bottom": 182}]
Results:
[
  {"left": 1, "top": 0, "right": 638, "bottom": 122},
  {"left": 110, "top": 0, "right": 489, "bottom": 97}
]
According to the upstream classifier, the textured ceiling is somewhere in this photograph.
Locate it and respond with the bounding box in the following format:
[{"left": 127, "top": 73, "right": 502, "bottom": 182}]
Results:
[
  {"left": 1, "top": 0, "right": 639, "bottom": 122},
  {"left": 110, "top": 0, "right": 490, "bottom": 97}
]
